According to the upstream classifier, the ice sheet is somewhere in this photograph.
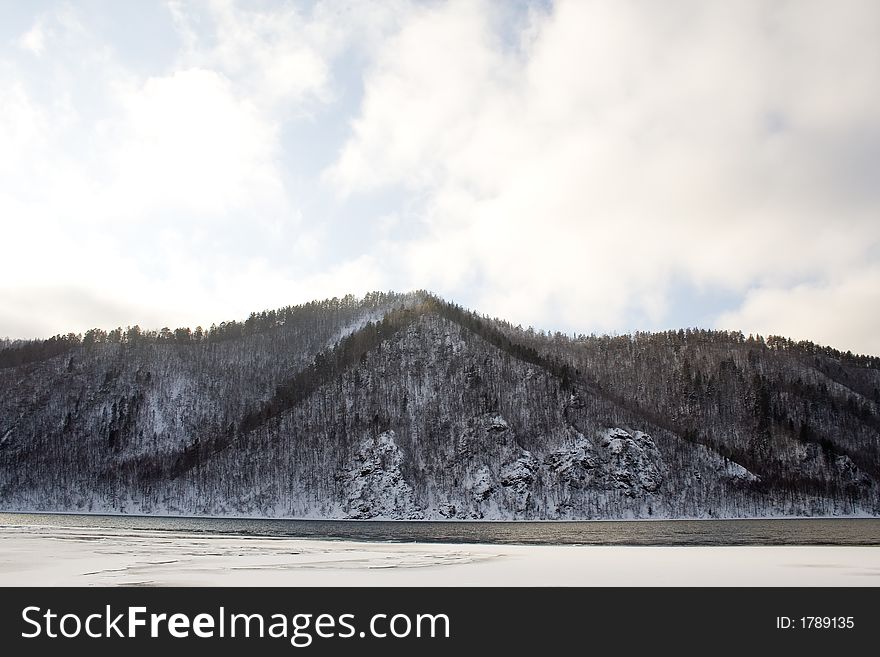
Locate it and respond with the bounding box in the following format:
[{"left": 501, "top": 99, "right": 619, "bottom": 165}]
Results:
[{"left": 1, "top": 524, "right": 878, "bottom": 586}]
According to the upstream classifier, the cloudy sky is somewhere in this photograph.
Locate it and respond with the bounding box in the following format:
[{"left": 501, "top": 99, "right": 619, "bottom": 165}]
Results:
[{"left": 1, "top": 1, "right": 879, "bottom": 354}]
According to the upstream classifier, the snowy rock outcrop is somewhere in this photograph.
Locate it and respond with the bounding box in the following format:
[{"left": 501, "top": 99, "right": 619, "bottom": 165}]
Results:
[
  {"left": 724, "top": 459, "right": 759, "bottom": 482},
  {"left": 454, "top": 413, "right": 539, "bottom": 517},
  {"left": 339, "top": 431, "right": 423, "bottom": 519},
  {"left": 599, "top": 428, "right": 664, "bottom": 494},
  {"left": 470, "top": 465, "right": 495, "bottom": 503},
  {"left": 499, "top": 451, "right": 538, "bottom": 513},
  {"left": 544, "top": 428, "right": 663, "bottom": 497},
  {"left": 545, "top": 430, "right": 598, "bottom": 488}
]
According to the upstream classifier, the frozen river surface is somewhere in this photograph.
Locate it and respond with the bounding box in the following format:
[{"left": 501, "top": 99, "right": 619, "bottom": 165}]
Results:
[{"left": 1, "top": 514, "right": 878, "bottom": 586}]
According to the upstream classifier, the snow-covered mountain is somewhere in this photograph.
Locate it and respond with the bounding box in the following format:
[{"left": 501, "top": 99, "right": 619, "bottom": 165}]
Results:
[{"left": 1, "top": 291, "right": 878, "bottom": 519}]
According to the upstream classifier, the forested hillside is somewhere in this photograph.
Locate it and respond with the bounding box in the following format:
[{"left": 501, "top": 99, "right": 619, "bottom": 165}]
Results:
[{"left": 1, "top": 291, "right": 877, "bottom": 519}]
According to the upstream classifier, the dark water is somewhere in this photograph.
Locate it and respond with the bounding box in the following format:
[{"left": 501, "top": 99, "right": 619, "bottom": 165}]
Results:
[{"left": 1, "top": 513, "right": 878, "bottom": 546}]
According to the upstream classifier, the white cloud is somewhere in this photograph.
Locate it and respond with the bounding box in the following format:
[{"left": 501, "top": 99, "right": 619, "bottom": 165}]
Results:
[
  {"left": 328, "top": 0, "right": 880, "bottom": 351},
  {"left": 716, "top": 268, "right": 880, "bottom": 355},
  {"left": 17, "top": 20, "right": 47, "bottom": 56},
  {"left": 0, "top": 80, "right": 48, "bottom": 175},
  {"left": 2, "top": 0, "right": 880, "bottom": 357},
  {"left": 168, "top": 0, "right": 332, "bottom": 110},
  {"left": 328, "top": 0, "right": 510, "bottom": 193},
  {"left": 0, "top": 3, "right": 330, "bottom": 337},
  {"left": 0, "top": 1, "right": 415, "bottom": 339},
  {"left": 101, "top": 67, "right": 284, "bottom": 219}
]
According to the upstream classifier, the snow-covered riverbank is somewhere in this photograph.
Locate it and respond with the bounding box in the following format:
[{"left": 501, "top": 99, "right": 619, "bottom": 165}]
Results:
[{"left": 1, "top": 524, "right": 878, "bottom": 586}]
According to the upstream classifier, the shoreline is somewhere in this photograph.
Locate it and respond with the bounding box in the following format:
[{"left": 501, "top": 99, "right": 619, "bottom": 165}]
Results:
[{"left": 2, "top": 509, "right": 877, "bottom": 523}]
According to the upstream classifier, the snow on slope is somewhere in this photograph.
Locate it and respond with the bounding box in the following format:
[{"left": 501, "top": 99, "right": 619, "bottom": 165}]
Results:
[{"left": 1, "top": 293, "right": 878, "bottom": 519}]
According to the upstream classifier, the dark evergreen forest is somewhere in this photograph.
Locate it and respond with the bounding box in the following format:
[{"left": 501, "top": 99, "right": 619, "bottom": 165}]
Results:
[{"left": 1, "top": 291, "right": 877, "bottom": 518}]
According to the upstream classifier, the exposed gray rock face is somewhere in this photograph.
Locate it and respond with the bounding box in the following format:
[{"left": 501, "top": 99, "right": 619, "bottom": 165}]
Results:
[
  {"left": 599, "top": 428, "right": 663, "bottom": 495},
  {"left": 499, "top": 451, "right": 538, "bottom": 513},
  {"left": 340, "top": 431, "right": 423, "bottom": 519},
  {"left": 545, "top": 428, "right": 599, "bottom": 487}
]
